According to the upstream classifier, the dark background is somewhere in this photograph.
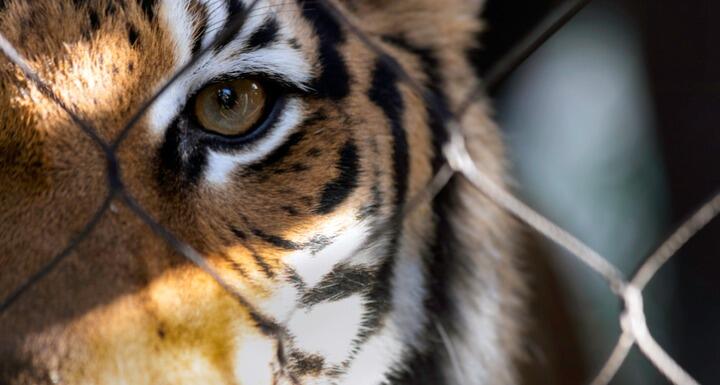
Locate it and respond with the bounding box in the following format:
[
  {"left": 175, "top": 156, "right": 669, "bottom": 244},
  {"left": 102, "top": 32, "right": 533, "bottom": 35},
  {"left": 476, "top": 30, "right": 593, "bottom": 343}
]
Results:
[{"left": 476, "top": 0, "right": 720, "bottom": 383}]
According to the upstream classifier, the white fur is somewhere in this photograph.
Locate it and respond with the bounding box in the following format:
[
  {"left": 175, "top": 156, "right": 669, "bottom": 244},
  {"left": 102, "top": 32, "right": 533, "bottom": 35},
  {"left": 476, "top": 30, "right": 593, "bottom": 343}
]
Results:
[
  {"left": 204, "top": 98, "right": 303, "bottom": 185},
  {"left": 212, "top": 43, "right": 312, "bottom": 87},
  {"left": 205, "top": 151, "right": 239, "bottom": 185},
  {"left": 341, "top": 327, "right": 403, "bottom": 385},
  {"left": 285, "top": 220, "right": 372, "bottom": 288},
  {"left": 146, "top": 1, "right": 198, "bottom": 138},
  {"left": 159, "top": 1, "right": 194, "bottom": 67},
  {"left": 199, "top": 0, "right": 230, "bottom": 51},
  {"left": 445, "top": 253, "right": 506, "bottom": 385},
  {"left": 257, "top": 282, "right": 300, "bottom": 322},
  {"left": 287, "top": 295, "right": 366, "bottom": 365},
  {"left": 341, "top": 234, "right": 429, "bottom": 384},
  {"left": 233, "top": 333, "right": 276, "bottom": 384},
  {"left": 386, "top": 249, "right": 428, "bottom": 348},
  {"left": 439, "top": 186, "right": 519, "bottom": 385}
]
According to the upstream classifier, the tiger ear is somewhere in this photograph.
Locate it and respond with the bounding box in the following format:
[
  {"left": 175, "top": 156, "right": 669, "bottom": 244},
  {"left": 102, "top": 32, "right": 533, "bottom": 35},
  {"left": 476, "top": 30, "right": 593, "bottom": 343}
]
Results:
[{"left": 339, "top": 0, "right": 485, "bottom": 47}]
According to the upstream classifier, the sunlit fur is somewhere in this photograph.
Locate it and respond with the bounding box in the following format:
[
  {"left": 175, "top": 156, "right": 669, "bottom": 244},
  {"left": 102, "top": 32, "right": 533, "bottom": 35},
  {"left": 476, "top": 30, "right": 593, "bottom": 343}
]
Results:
[{"left": 0, "top": 0, "right": 525, "bottom": 384}]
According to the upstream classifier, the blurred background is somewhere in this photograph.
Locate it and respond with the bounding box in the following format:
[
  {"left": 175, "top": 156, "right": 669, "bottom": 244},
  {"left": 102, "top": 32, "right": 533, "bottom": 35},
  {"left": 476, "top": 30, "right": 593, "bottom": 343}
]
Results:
[{"left": 474, "top": 0, "right": 720, "bottom": 384}]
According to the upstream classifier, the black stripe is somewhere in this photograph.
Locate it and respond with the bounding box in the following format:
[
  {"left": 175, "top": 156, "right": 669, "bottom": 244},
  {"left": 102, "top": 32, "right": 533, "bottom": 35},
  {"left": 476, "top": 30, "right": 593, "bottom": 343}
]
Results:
[
  {"left": 368, "top": 56, "right": 410, "bottom": 208},
  {"left": 282, "top": 205, "right": 300, "bottom": 216},
  {"left": 251, "top": 251, "right": 275, "bottom": 278},
  {"left": 356, "top": 55, "right": 412, "bottom": 348},
  {"left": 226, "top": 0, "right": 244, "bottom": 14},
  {"left": 385, "top": 177, "right": 459, "bottom": 385},
  {"left": 298, "top": 0, "right": 350, "bottom": 100},
  {"left": 233, "top": 225, "right": 276, "bottom": 278},
  {"left": 287, "top": 38, "right": 301, "bottom": 50},
  {"left": 288, "top": 352, "right": 325, "bottom": 377},
  {"left": 230, "top": 226, "right": 248, "bottom": 240},
  {"left": 358, "top": 252, "right": 394, "bottom": 341},
  {"left": 88, "top": 9, "right": 101, "bottom": 32},
  {"left": 382, "top": 36, "right": 451, "bottom": 173},
  {"left": 302, "top": 109, "right": 329, "bottom": 127},
  {"left": 316, "top": 140, "right": 360, "bottom": 214},
  {"left": 363, "top": 45, "right": 458, "bottom": 381},
  {"left": 245, "top": 17, "right": 280, "bottom": 52},
  {"left": 358, "top": 139, "right": 384, "bottom": 220},
  {"left": 249, "top": 131, "right": 305, "bottom": 172},
  {"left": 127, "top": 23, "right": 140, "bottom": 46},
  {"left": 300, "top": 266, "right": 375, "bottom": 306},
  {"left": 305, "top": 234, "right": 333, "bottom": 252},
  {"left": 189, "top": 1, "right": 209, "bottom": 58},
  {"left": 106, "top": 2, "right": 118, "bottom": 15},
  {"left": 213, "top": 0, "right": 248, "bottom": 52},
  {"left": 369, "top": 188, "right": 455, "bottom": 385},
  {"left": 219, "top": 252, "right": 251, "bottom": 279},
  {"left": 138, "top": 0, "right": 156, "bottom": 21},
  {"left": 156, "top": 117, "right": 208, "bottom": 189},
  {"left": 383, "top": 342, "right": 445, "bottom": 385},
  {"left": 357, "top": 179, "right": 382, "bottom": 220},
  {"left": 252, "top": 228, "right": 301, "bottom": 250}
]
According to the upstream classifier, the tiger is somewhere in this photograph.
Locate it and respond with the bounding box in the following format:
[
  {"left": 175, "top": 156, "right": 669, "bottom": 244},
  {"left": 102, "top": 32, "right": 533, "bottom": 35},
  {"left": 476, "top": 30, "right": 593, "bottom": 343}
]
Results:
[{"left": 0, "top": 0, "right": 527, "bottom": 384}]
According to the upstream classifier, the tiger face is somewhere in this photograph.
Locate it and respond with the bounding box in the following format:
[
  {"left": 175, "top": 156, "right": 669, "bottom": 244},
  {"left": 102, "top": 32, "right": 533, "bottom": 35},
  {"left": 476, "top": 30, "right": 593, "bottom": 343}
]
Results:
[{"left": 0, "top": 1, "right": 524, "bottom": 384}]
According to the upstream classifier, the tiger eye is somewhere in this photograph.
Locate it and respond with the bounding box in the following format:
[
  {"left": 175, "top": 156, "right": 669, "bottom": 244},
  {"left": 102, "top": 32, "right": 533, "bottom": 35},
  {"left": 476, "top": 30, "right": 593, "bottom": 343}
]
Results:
[{"left": 194, "top": 79, "right": 267, "bottom": 137}]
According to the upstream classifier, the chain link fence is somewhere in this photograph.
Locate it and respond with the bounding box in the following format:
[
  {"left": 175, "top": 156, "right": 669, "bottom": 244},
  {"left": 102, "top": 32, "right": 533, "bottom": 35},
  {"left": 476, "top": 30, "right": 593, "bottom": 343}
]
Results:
[{"left": 0, "top": 0, "right": 717, "bottom": 384}]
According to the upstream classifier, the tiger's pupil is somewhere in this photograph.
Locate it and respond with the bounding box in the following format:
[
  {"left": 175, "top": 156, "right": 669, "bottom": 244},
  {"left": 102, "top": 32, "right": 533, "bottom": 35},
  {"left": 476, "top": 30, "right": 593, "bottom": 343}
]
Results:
[{"left": 217, "top": 87, "right": 237, "bottom": 110}]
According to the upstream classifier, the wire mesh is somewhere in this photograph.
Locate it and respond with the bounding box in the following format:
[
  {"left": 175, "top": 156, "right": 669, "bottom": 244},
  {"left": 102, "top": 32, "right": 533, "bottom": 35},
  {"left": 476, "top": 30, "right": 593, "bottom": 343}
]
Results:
[{"left": 0, "top": 0, "right": 718, "bottom": 384}]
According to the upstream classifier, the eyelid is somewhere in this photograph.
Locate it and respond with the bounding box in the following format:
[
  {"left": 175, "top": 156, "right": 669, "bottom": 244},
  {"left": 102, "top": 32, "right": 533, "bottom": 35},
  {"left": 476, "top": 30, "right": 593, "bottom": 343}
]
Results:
[{"left": 206, "top": 72, "right": 309, "bottom": 96}]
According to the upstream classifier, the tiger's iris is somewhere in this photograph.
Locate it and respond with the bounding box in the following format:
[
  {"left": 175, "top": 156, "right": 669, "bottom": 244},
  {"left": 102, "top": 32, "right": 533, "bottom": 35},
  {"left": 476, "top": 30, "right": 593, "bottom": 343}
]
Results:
[{"left": 194, "top": 79, "right": 267, "bottom": 137}]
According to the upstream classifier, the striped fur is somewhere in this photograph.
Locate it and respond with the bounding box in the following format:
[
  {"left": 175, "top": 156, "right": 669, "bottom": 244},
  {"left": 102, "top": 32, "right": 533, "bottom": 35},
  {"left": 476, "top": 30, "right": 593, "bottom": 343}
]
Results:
[{"left": 0, "top": 1, "right": 525, "bottom": 384}]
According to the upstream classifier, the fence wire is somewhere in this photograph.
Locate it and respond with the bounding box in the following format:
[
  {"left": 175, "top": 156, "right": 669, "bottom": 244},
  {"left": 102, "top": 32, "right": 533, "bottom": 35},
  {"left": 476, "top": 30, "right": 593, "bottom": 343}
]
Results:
[{"left": 0, "top": 0, "right": 718, "bottom": 384}]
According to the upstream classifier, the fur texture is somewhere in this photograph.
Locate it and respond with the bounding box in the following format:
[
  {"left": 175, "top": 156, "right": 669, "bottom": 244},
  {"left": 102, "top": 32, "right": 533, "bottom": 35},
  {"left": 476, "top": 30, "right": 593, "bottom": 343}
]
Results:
[{"left": 0, "top": 1, "right": 525, "bottom": 384}]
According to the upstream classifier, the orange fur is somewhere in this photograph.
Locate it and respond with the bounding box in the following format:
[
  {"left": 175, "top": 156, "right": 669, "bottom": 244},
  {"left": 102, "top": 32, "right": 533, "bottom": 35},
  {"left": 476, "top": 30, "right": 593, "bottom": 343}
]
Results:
[{"left": 0, "top": 1, "right": 525, "bottom": 384}]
